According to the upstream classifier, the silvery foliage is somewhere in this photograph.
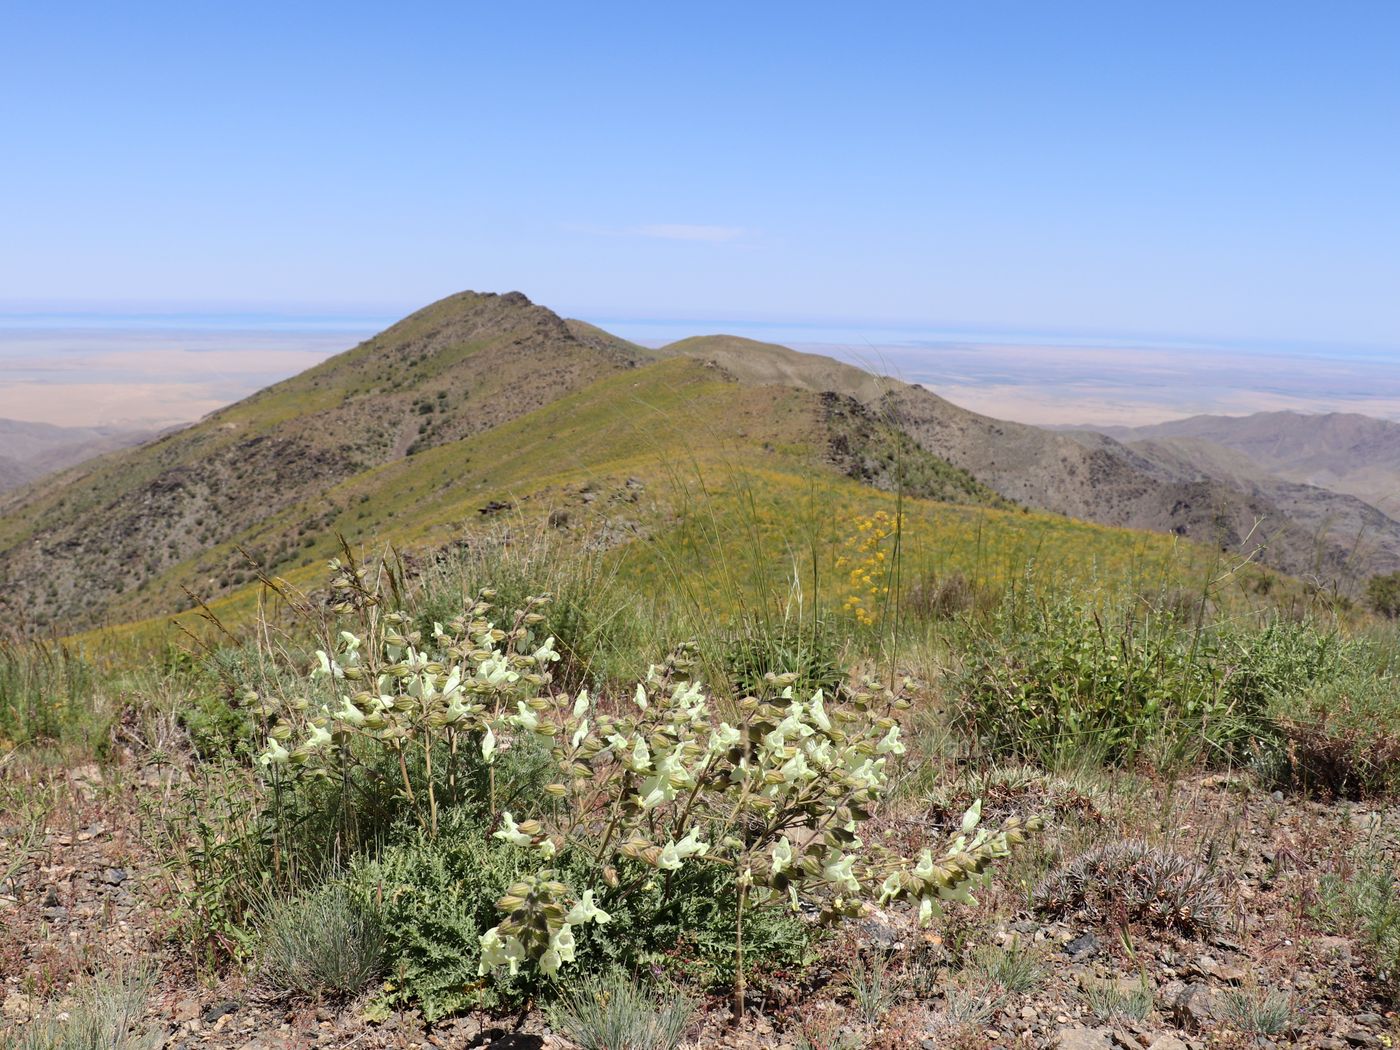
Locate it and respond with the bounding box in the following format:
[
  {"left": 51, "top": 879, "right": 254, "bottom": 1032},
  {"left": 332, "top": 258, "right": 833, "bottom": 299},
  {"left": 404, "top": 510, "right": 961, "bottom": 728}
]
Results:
[{"left": 256, "top": 594, "right": 1034, "bottom": 982}]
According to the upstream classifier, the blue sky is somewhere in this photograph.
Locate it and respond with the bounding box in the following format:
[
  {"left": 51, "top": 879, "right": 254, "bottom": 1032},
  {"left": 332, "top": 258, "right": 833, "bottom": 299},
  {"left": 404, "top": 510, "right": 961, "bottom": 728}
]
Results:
[{"left": 3, "top": 2, "right": 1398, "bottom": 348}]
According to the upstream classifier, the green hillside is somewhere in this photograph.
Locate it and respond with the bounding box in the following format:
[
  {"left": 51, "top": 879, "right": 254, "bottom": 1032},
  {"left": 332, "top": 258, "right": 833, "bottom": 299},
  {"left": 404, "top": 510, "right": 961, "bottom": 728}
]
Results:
[
  {"left": 0, "top": 292, "right": 632, "bottom": 627},
  {"left": 76, "top": 354, "right": 1272, "bottom": 654},
  {"left": 0, "top": 290, "right": 1291, "bottom": 651}
]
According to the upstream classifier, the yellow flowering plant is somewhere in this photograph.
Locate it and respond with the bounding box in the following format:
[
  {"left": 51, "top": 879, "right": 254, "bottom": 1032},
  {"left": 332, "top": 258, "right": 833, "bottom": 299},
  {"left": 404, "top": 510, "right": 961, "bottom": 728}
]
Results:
[
  {"left": 835, "top": 510, "right": 897, "bottom": 626},
  {"left": 256, "top": 574, "right": 1034, "bottom": 1019},
  {"left": 475, "top": 651, "right": 1034, "bottom": 1017}
]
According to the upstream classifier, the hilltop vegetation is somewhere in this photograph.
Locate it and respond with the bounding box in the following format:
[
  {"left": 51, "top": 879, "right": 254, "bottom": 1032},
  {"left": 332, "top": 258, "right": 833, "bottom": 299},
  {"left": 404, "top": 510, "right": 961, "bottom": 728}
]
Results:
[
  {"left": 3, "top": 519, "right": 1399, "bottom": 1048},
  {"left": 0, "top": 289, "right": 1371, "bottom": 640}
]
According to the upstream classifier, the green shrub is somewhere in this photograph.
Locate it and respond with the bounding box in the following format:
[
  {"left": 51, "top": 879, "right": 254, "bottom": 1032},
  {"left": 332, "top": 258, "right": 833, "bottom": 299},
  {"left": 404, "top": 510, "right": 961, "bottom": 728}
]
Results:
[
  {"left": 408, "top": 537, "right": 649, "bottom": 691},
  {"left": 1366, "top": 571, "right": 1400, "bottom": 619},
  {"left": 183, "top": 642, "right": 312, "bottom": 757},
  {"left": 251, "top": 575, "right": 1032, "bottom": 1019},
  {"left": 1312, "top": 845, "right": 1400, "bottom": 1003},
  {"left": 349, "top": 814, "right": 528, "bottom": 1019},
  {"left": 256, "top": 882, "right": 385, "bottom": 999},
  {"left": 349, "top": 812, "right": 810, "bottom": 1019},
  {"left": 546, "top": 971, "right": 695, "bottom": 1050},
  {"left": 953, "top": 596, "right": 1348, "bottom": 770},
  {"left": 1260, "top": 658, "right": 1400, "bottom": 798}
]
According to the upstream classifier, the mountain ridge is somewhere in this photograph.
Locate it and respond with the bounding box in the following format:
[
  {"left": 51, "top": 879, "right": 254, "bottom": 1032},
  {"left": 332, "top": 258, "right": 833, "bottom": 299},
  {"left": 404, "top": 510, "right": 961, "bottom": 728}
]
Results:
[
  {"left": 1079, "top": 410, "right": 1400, "bottom": 515},
  {"left": 649, "top": 333, "right": 1400, "bottom": 582},
  {"left": 0, "top": 291, "right": 1380, "bottom": 632}
]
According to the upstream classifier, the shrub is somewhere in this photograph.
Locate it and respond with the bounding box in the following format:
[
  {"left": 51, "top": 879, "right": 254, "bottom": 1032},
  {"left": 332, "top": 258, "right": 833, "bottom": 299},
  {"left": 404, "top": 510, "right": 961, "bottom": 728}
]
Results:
[
  {"left": 470, "top": 667, "right": 1030, "bottom": 1016},
  {"left": 258, "top": 586, "right": 1034, "bottom": 1017},
  {"left": 350, "top": 816, "right": 525, "bottom": 1018},
  {"left": 0, "top": 641, "right": 97, "bottom": 747},
  {"left": 1261, "top": 659, "right": 1400, "bottom": 798},
  {"left": 907, "top": 571, "right": 980, "bottom": 621},
  {"left": 1366, "top": 572, "right": 1400, "bottom": 619},
  {"left": 546, "top": 971, "right": 695, "bottom": 1050},
  {"left": 953, "top": 598, "right": 1224, "bottom": 766},
  {"left": 1311, "top": 845, "right": 1400, "bottom": 1003},
  {"left": 256, "top": 882, "right": 385, "bottom": 999},
  {"left": 954, "top": 597, "right": 1349, "bottom": 770},
  {"left": 1034, "top": 841, "right": 1227, "bottom": 935},
  {"left": 351, "top": 810, "right": 810, "bottom": 1019},
  {"left": 408, "top": 537, "right": 648, "bottom": 692}
]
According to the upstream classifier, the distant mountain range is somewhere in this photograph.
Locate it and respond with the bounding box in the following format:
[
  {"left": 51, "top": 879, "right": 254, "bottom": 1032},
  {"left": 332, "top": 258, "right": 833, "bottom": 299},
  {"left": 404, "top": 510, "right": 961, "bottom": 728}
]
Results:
[
  {"left": 0, "top": 420, "right": 156, "bottom": 494},
  {"left": 1, "top": 290, "right": 1393, "bottom": 631},
  {"left": 1080, "top": 412, "right": 1400, "bottom": 517}
]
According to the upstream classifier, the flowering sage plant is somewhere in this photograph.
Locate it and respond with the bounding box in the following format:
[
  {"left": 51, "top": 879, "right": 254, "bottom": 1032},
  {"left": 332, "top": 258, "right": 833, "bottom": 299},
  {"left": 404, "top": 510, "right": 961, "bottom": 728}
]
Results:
[{"left": 257, "top": 585, "right": 1034, "bottom": 1017}]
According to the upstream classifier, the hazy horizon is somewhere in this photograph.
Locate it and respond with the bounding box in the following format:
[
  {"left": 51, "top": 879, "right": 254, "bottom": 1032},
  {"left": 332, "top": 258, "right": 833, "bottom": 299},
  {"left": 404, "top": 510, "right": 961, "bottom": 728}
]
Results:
[
  {"left": 6, "top": 5, "right": 1399, "bottom": 349},
  {"left": 5, "top": 306, "right": 1399, "bottom": 430}
]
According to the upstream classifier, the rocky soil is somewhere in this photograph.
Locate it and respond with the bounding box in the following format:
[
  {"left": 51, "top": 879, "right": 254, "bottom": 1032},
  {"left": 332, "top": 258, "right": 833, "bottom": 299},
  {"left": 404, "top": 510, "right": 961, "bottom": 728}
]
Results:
[{"left": 2, "top": 751, "right": 1396, "bottom": 1049}]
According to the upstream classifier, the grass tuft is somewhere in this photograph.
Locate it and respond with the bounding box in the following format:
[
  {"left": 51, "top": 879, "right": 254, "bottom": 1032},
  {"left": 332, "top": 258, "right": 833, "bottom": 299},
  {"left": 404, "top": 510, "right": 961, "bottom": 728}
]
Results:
[
  {"left": 2, "top": 969, "right": 160, "bottom": 1050},
  {"left": 256, "top": 882, "right": 385, "bottom": 999},
  {"left": 546, "top": 971, "right": 695, "bottom": 1050}
]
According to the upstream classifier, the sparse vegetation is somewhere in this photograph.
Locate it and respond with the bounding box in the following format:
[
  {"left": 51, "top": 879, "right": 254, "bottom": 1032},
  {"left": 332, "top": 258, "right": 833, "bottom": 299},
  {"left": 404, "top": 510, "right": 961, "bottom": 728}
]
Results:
[
  {"left": 1034, "top": 841, "right": 1227, "bottom": 935},
  {"left": 1311, "top": 844, "right": 1400, "bottom": 1003},
  {"left": 1366, "top": 571, "right": 1400, "bottom": 619},
  {"left": 1218, "top": 985, "right": 1297, "bottom": 1036},
  {"left": 2, "top": 969, "right": 161, "bottom": 1050},
  {"left": 1083, "top": 976, "right": 1154, "bottom": 1022},
  {"left": 546, "top": 971, "right": 695, "bottom": 1050}
]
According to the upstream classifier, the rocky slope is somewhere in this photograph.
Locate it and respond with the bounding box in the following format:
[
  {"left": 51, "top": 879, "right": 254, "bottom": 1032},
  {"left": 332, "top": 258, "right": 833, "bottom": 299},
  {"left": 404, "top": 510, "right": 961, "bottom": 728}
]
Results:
[
  {"left": 1089, "top": 411, "right": 1400, "bottom": 518},
  {"left": 665, "top": 335, "right": 1398, "bottom": 583},
  {"left": 0, "top": 419, "right": 155, "bottom": 493},
  {"left": 4, "top": 291, "right": 1387, "bottom": 631},
  {"left": 0, "top": 292, "right": 637, "bottom": 627}
]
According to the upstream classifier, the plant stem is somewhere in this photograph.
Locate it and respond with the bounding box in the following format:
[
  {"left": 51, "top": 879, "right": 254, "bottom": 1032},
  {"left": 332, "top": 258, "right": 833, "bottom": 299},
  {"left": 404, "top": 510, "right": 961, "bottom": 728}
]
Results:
[
  {"left": 732, "top": 879, "right": 748, "bottom": 1021},
  {"left": 424, "top": 731, "right": 438, "bottom": 838}
]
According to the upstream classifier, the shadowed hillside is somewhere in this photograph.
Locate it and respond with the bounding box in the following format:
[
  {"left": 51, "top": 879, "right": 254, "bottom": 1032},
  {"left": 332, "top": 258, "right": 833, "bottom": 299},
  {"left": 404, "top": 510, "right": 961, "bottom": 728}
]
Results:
[
  {"left": 661, "top": 334, "right": 1400, "bottom": 583},
  {"left": 0, "top": 419, "right": 155, "bottom": 493},
  {"left": 1089, "top": 410, "right": 1400, "bottom": 517}
]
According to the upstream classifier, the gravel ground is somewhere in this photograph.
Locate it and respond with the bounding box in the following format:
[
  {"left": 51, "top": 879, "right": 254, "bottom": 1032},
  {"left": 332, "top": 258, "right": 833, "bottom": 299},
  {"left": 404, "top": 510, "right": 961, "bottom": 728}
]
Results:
[{"left": 2, "top": 751, "right": 1396, "bottom": 1049}]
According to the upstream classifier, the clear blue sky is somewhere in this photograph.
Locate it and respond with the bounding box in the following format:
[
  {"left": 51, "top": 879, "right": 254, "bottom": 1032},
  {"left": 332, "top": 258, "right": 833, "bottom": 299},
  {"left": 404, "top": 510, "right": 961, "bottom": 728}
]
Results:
[{"left": 4, "top": 2, "right": 1398, "bottom": 348}]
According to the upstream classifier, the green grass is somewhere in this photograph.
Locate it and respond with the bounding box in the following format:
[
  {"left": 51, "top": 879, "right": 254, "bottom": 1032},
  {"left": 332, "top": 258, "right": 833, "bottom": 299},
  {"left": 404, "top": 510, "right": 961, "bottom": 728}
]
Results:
[
  {"left": 55, "top": 338, "right": 1293, "bottom": 659},
  {"left": 0, "top": 641, "right": 101, "bottom": 749},
  {"left": 1311, "top": 844, "right": 1400, "bottom": 1002},
  {"left": 546, "top": 971, "right": 695, "bottom": 1050}
]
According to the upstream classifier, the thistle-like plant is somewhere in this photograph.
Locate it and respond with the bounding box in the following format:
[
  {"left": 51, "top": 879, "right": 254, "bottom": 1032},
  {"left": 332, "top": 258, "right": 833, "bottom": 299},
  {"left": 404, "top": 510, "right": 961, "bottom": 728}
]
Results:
[
  {"left": 476, "top": 651, "right": 1035, "bottom": 1015},
  {"left": 253, "top": 578, "right": 561, "bottom": 836},
  {"left": 259, "top": 583, "right": 1035, "bottom": 1019},
  {"left": 1034, "top": 840, "right": 1227, "bottom": 935}
]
